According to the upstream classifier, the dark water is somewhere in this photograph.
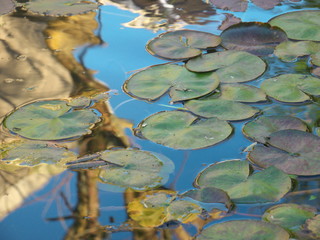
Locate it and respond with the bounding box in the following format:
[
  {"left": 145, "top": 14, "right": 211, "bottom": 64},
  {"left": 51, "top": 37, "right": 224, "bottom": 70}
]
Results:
[{"left": 1, "top": 1, "right": 320, "bottom": 239}]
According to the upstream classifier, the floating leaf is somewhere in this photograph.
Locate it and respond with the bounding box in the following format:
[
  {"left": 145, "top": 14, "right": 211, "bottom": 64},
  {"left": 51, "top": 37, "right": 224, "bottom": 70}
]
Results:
[
  {"left": 135, "top": 111, "right": 232, "bottom": 150},
  {"left": 184, "top": 84, "right": 263, "bottom": 121},
  {"left": 243, "top": 115, "right": 308, "bottom": 143},
  {"left": 0, "top": 141, "right": 76, "bottom": 166},
  {"left": 185, "top": 97, "right": 259, "bottom": 121},
  {"left": 195, "top": 160, "right": 291, "bottom": 203},
  {"left": 274, "top": 41, "right": 320, "bottom": 62},
  {"left": 3, "top": 100, "right": 100, "bottom": 140},
  {"left": 0, "top": 0, "right": 15, "bottom": 16},
  {"left": 252, "top": 0, "right": 282, "bottom": 10},
  {"left": 181, "top": 187, "right": 232, "bottom": 208},
  {"left": 220, "top": 22, "right": 288, "bottom": 55},
  {"left": 261, "top": 74, "right": 320, "bottom": 103},
  {"left": 128, "top": 191, "right": 202, "bottom": 227},
  {"left": 262, "top": 204, "right": 317, "bottom": 232},
  {"left": 269, "top": 10, "right": 320, "bottom": 41},
  {"left": 248, "top": 130, "right": 320, "bottom": 176},
  {"left": 209, "top": 0, "right": 248, "bottom": 12},
  {"left": 311, "top": 51, "right": 320, "bottom": 66},
  {"left": 186, "top": 51, "right": 266, "bottom": 83},
  {"left": 197, "top": 220, "right": 290, "bottom": 240},
  {"left": 25, "top": 0, "right": 99, "bottom": 16},
  {"left": 146, "top": 30, "right": 221, "bottom": 60},
  {"left": 123, "top": 64, "right": 220, "bottom": 102},
  {"left": 67, "top": 96, "right": 92, "bottom": 108},
  {"left": 98, "top": 149, "right": 174, "bottom": 190}
]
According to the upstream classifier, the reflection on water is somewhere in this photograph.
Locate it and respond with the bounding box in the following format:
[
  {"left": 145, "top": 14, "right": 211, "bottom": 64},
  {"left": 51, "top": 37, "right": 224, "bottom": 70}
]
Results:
[{"left": 1, "top": 1, "right": 320, "bottom": 240}]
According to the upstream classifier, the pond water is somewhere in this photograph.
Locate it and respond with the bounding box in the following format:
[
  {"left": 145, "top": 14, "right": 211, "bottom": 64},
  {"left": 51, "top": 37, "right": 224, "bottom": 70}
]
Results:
[{"left": 1, "top": 1, "right": 320, "bottom": 240}]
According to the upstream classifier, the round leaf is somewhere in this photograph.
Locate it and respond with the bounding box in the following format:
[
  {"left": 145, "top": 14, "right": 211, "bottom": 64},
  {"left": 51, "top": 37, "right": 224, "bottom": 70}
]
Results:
[
  {"left": 135, "top": 111, "right": 232, "bottom": 150},
  {"left": 209, "top": 0, "right": 248, "bottom": 12},
  {"left": 303, "top": 215, "right": 320, "bottom": 239},
  {"left": 263, "top": 204, "right": 317, "bottom": 231},
  {"left": 146, "top": 30, "right": 221, "bottom": 60},
  {"left": 0, "top": 141, "right": 76, "bottom": 166},
  {"left": 261, "top": 74, "right": 320, "bottom": 103},
  {"left": 197, "top": 220, "right": 290, "bottom": 240},
  {"left": 274, "top": 41, "right": 320, "bottom": 62},
  {"left": 243, "top": 115, "right": 308, "bottom": 143},
  {"left": 248, "top": 130, "right": 320, "bottom": 176},
  {"left": 185, "top": 97, "right": 259, "bottom": 121},
  {"left": 311, "top": 51, "right": 320, "bottom": 66},
  {"left": 220, "top": 22, "right": 288, "bottom": 55},
  {"left": 195, "top": 160, "right": 291, "bottom": 203},
  {"left": 269, "top": 10, "right": 320, "bottom": 41},
  {"left": 219, "top": 84, "right": 267, "bottom": 102},
  {"left": 123, "top": 64, "right": 220, "bottom": 102},
  {"left": 3, "top": 100, "right": 100, "bottom": 141},
  {"left": 98, "top": 149, "right": 174, "bottom": 190},
  {"left": 25, "top": 0, "right": 98, "bottom": 16},
  {"left": 186, "top": 51, "right": 266, "bottom": 83}
]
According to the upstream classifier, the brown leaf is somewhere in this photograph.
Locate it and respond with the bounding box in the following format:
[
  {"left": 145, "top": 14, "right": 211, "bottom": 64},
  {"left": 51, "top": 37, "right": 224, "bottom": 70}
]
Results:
[
  {"left": 219, "top": 13, "right": 241, "bottom": 31},
  {"left": 209, "top": 0, "right": 248, "bottom": 12},
  {"left": 252, "top": 0, "right": 282, "bottom": 10}
]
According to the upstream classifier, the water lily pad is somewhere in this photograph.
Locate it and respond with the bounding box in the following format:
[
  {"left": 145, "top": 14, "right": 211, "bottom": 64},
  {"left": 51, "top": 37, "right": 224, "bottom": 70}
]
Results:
[
  {"left": 311, "top": 51, "right": 320, "bottom": 66},
  {"left": 98, "top": 149, "right": 174, "bottom": 190},
  {"left": 184, "top": 97, "right": 259, "bottom": 121},
  {"left": 146, "top": 30, "right": 221, "bottom": 60},
  {"left": 302, "top": 215, "right": 320, "bottom": 239},
  {"left": 243, "top": 115, "right": 308, "bottom": 143},
  {"left": 218, "top": 13, "right": 241, "bottom": 31},
  {"left": 184, "top": 84, "right": 262, "bottom": 121},
  {"left": 128, "top": 191, "right": 202, "bottom": 227},
  {"left": 262, "top": 204, "right": 317, "bottom": 232},
  {"left": 181, "top": 187, "right": 232, "bottom": 208},
  {"left": 123, "top": 64, "right": 220, "bottom": 102},
  {"left": 274, "top": 41, "right": 320, "bottom": 62},
  {"left": 195, "top": 160, "right": 291, "bottom": 203},
  {"left": 261, "top": 74, "right": 320, "bottom": 103},
  {"left": 197, "top": 220, "right": 290, "bottom": 240},
  {"left": 186, "top": 51, "right": 266, "bottom": 83},
  {"left": 248, "top": 130, "right": 320, "bottom": 176},
  {"left": 209, "top": 0, "right": 248, "bottom": 12},
  {"left": 135, "top": 111, "right": 232, "bottom": 150},
  {"left": 0, "top": 141, "right": 76, "bottom": 166},
  {"left": 1, "top": 0, "right": 15, "bottom": 16},
  {"left": 3, "top": 99, "right": 100, "bottom": 140},
  {"left": 252, "top": 0, "right": 282, "bottom": 10},
  {"left": 269, "top": 10, "right": 320, "bottom": 41},
  {"left": 220, "top": 22, "right": 288, "bottom": 55},
  {"left": 25, "top": 0, "right": 99, "bottom": 16}
]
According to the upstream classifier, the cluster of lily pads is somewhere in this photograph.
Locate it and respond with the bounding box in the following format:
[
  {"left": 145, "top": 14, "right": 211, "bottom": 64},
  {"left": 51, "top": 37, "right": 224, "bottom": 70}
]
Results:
[{"left": 1, "top": 6, "right": 320, "bottom": 239}]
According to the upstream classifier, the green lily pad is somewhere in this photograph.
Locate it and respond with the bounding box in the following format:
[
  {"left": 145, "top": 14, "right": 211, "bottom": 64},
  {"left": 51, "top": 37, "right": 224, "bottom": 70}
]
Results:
[
  {"left": 1, "top": 0, "right": 15, "bottom": 16},
  {"left": 243, "top": 115, "right": 308, "bottom": 143},
  {"left": 269, "top": 10, "right": 320, "bottom": 41},
  {"left": 3, "top": 99, "right": 100, "bottom": 141},
  {"left": 195, "top": 160, "right": 291, "bottom": 203},
  {"left": 184, "top": 84, "right": 263, "bottom": 121},
  {"left": 186, "top": 51, "right": 266, "bottom": 83},
  {"left": 184, "top": 97, "right": 259, "bottom": 121},
  {"left": 123, "top": 64, "right": 220, "bottom": 102},
  {"left": 219, "top": 84, "right": 267, "bottom": 102},
  {"left": 248, "top": 130, "right": 320, "bottom": 176},
  {"left": 146, "top": 30, "right": 221, "bottom": 60},
  {"left": 311, "top": 51, "right": 320, "bottom": 66},
  {"left": 0, "top": 141, "right": 76, "bottom": 166},
  {"left": 262, "top": 204, "right": 317, "bottom": 232},
  {"left": 181, "top": 187, "right": 232, "bottom": 208},
  {"left": 220, "top": 22, "right": 288, "bottom": 55},
  {"left": 134, "top": 111, "right": 232, "bottom": 150},
  {"left": 197, "top": 220, "right": 290, "bottom": 240},
  {"left": 261, "top": 74, "right": 320, "bottom": 103},
  {"left": 98, "top": 149, "right": 174, "bottom": 190},
  {"left": 128, "top": 191, "right": 202, "bottom": 227},
  {"left": 274, "top": 41, "right": 320, "bottom": 62},
  {"left": 25, "top": 0, "right": 99, "bottom": 16}
]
